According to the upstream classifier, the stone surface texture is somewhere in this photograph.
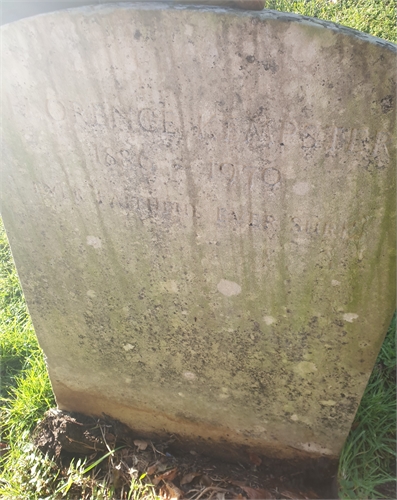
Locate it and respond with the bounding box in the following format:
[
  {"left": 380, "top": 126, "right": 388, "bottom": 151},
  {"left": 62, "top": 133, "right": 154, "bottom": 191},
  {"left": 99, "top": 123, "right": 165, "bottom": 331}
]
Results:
[{"left": 1, "top": 2, "right": 396, "bottom": 461}]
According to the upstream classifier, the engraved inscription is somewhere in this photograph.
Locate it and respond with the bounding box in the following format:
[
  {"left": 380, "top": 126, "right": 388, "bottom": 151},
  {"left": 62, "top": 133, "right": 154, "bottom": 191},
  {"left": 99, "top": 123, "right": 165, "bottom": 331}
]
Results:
[
  {"left": 33, "top": 181, "right": 83, "bottom": 206},
  {"left": 111, "top": 194, "right": 193, "bottom": 224},
  {"left": 281, "top": 120, "right": 297, "bottom": 144},
  {"left": 321, "top": 125, "right": 392, "bottom": 170},
  {"left": 105, "top": 151, "right": 116, "bottom": 166},
  {"left": 101, "top": 145, "right": 157, "bottom": 174},
  {"left": 104, "top": 147, "right": 135, "bottom": 169},
  {"left": 246, "top": 116, "right": 276, "bottom": 148},
  {"left": 243, "top": 166, "right": 256, "bottom": 190},
  {"left": 217, "top": 163, "right": 281, "bottom": 190},
  {"left": 139, "top": 108, "right": 162, "bottom": 132},
  {"left": 216, "top": 206, "right": 368, "bottom": 242},
  {"left": 219, "top": 163, "right": 235, "bottom": 185},
  {"left": 138, "top": 107, "right": 178, "bottom": 134},
  {"left": 61, "top": 98, "right": 393, "bottom": 168},
  {"left": 347, "top": 128, "right": 357, "bottom": 152},
  {"left": 300, "top": 124, "right": 317, "bottom": 149},
  {"left": 138, "top": 150, "right": 156, "bottom": 173},
  {"left": 263, "top": 168, "right": 280, "bottom": 186},
  {"left": 372, "top": 132, "right": 390, "bottom": 167},
  {"left": 327, "top": 126, "right": 363, "bottom": 155},
  {"left": 290, "top": 216, "right": 368, "bottom": 240},
  {"left": 217, "top": 207, "right": 280, "bottom": 235}
]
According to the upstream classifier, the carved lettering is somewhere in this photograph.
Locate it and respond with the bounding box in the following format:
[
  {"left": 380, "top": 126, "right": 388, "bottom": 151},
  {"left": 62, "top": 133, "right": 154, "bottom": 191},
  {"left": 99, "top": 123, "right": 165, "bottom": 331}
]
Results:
[
  {"left": 243, "top": 166, "right": 256, "bottom": 190},
  {"left": 122, "top": 149, "right": 136, "bottom": 169},
  {"left": 104, "top": 147, "right": 135, "bottom": 168},
  {"left": 372, "top": 132, "right": 389, "bottom": 163},
  {"left": 163, "top": 110, "right": 178, "bottom": 134},
  {"left": 105, "top": 151, "right": 116, "bottom": 166},
  {"left": 291, "top": 217, "right": 302, "bottom": 232},
  {"left": 217, "top": 208, "right": 279, "bottom": 232},
  {"left": 301, "top": 124, "right": 317, "bottom": 148},
  {"left": 263, "top": 168, "right": 280, "bottom": 186},
  {"left": 139, "top": 108, "right": 161, "bottom": 132},
  {"left": 138, "top": 107, "right": 178, "bottom": 134},
  {"left": 323, "top": 222, "right": 337, "bottom": 237},
  {"left": 327, "top": 126, "right": 345, "bottom": 155},
  {"left": 249, "top": 213, "right": 260, "bottom": 227},
  {"left": 198, "top": 111, "right": 219, "bottom": 139},
  {"left": 147, "top": 197, "right": 159, "bottom": 213},
  {"left": 112, "top": 107, "right": 131, "bottom": 131},
  {"left": 217, "top": 207, "right": 227, "bottom": 224},
  {"left": 64, "top": 99, "right": 394, "bottom": 168},
  {"left": 163, "top": 200, "right": 180, "bottom": 217},
  {"left": 281, "top": 120, "right": 297, "bottom": 144},
  {"left": 138, "top": 150, "right": 155, "bottom": 173},
  {"left": 207, "top": 162, "right": 214, "bottom": 180},
  {"left": 246, "top": 115, "right": 276, "bottom": 148},
  {"left": 219, "top": 163, "right": 235, "bottom": 184},
  {"left": 263, "top": 215, "right": 278, "bottom": 231},
  {"left": 305, "top": 219, "right": 320, "bottom": 235},
  {"left": 33, "top": 181, "right": 83, "bottom": 205},
  {"left": 246, "top": 121, "right": 260, "bottom": 142},
  {"left": 113, "top": 194, "right": 192, "bottom": 224},
  {"left": 216, "top": 164, "right": 281, "bottom": 189},
  {"left": 325, "top": 126, "right": 384, "bottom": 162},
  {"left": 347, "top": 128, "right": 358, "bottom": 152},
  {"left": 289, "top": 217, "right": 367, "bottom": 240},
  {"left": 62, "top": 101, "right": 391, "bottom": 172}
]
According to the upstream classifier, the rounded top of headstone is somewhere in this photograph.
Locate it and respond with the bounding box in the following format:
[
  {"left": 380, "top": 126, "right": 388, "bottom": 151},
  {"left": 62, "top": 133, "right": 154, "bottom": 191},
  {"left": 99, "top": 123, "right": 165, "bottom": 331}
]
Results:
[{"left": 1, "top": 0, "right": 396, "bottom": 54}]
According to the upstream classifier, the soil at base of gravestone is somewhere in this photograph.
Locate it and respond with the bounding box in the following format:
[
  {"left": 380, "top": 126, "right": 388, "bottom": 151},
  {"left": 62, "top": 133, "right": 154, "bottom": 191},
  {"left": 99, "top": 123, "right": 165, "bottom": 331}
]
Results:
[{"left": 30, "top": 409, "right": 341, "bottom": 499}]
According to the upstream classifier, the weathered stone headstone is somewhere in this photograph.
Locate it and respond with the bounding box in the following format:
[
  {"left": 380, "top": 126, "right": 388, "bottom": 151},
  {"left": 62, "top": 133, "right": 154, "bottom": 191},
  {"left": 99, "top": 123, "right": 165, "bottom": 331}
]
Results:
[{"left": 1, "top": 1, "right": 395, "bottom": 469}]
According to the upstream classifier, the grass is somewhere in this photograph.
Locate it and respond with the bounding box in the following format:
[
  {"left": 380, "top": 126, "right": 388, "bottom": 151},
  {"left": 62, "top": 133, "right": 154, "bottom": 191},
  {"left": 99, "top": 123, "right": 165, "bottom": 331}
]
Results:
[
  {"left": 0, "top": 1, "right": 396, "bottom": 498},
  {"left": 264, "top": 0, "right": 396, "bottom": 42},
  {"left": 338, "top": 316, "right": 396, "bottom": 499},
  {"left": 0, "top": 219, "right": 160, "bottom": 499}
]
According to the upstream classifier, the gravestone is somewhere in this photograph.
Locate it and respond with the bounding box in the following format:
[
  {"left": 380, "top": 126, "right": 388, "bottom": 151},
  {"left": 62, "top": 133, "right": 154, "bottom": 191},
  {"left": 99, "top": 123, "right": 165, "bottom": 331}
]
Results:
[{"left": 1, "top": 1, "right": 395, "bottom": 471}]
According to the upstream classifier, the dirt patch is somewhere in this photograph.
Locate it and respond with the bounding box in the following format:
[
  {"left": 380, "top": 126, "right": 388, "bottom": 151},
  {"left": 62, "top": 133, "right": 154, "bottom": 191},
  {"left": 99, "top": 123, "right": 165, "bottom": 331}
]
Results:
[
  {"left": 33, "top": 409, "right": 339, "bottom": 499},
  {"left": 376, "top": 481, "right": 397, "bottom": 500}
]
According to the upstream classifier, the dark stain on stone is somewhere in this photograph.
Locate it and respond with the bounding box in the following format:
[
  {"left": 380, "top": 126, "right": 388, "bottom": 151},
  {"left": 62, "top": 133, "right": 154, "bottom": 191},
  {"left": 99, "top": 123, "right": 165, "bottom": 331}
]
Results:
[
  {"left": 134, "top": 29, "right": 141, "bottom": 40},
  {"left": 262, "top": 60, "right": 278, "bottom": 73},
  {"left": 381, "top": 94, "right": 394, "bottom": 113}
]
